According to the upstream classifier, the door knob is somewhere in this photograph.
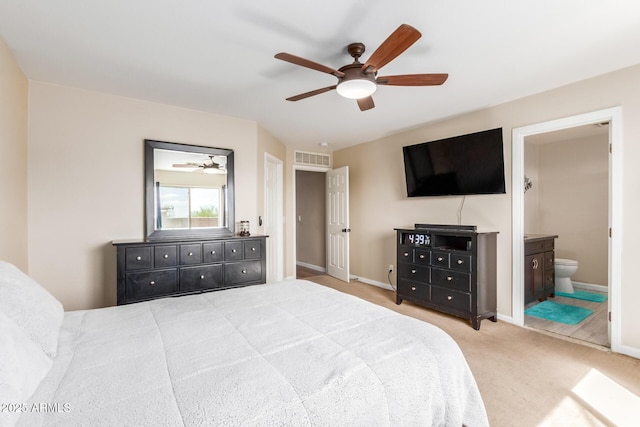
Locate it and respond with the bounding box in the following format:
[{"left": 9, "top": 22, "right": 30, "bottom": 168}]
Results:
[{"left": 341, "top": 228, "right": 351, "bottom": 232}]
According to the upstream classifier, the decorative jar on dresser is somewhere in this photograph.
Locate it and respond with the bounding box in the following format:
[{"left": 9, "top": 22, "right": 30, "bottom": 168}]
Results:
[
  {"left": 113, "top": 235, "right": 267, "bottom": 305},
  {"left": 395, "top": 224, "right": 498, "bottom": 330}
]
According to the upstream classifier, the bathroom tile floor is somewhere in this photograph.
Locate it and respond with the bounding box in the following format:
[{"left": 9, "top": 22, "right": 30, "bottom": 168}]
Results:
[{"left": 525, "top": 289, "right": 609, "bottom": 347}]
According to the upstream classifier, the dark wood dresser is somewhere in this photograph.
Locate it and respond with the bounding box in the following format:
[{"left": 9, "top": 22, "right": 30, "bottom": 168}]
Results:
[
  {"left": 524, "top": 234, "right": 557, "bottom": 304},
  {"left": 395, "top": 224, "right": 498, "bottom": 330},
  {"left": 113, "top": 235, "right": 266, "bottom": 305}
]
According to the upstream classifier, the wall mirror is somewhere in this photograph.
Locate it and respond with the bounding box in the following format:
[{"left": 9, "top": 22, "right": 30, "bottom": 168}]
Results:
[{"left": 145, "top": 139, "right": 234, "bottom": 240}]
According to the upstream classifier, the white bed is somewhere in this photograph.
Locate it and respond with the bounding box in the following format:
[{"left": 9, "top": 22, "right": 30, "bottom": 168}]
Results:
[{"left": 1, "top": 261, "right": 488, "bottom": 426}]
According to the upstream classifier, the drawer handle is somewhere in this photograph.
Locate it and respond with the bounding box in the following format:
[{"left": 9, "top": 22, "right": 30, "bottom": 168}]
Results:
[
  {"left": 437, "top": 256, "right": 443, "bottom": 262},
  {"left": 232, "top": 249, "right": 237, "bottom": 253},
  {"left": 211, "top": 250, "right": 216, "bottom": 254},
  {"left": 200, "top": 275, "right": 205, "bottom": 280},
  {"left": 411, "top": 286, "right": 416, "bottom": 291},
  {"left": 457, "top": 259, "right": 463, "bottom": 265},
  {"left": 136, "top": 256, "right": 142, "bottom": 261},
  {"left": 403, "top": 252, "right": 409, "bottom": 257},
  {"left": 251, "top": 247, "right": 256, "bottom": 251},
  {"left": 447, "top": 295, "right": 453, "bottom": 301},
  {"left": 241, "top": 269, "right": 247, "bottom": 274},
  {"left": 163, "top": 254, "right": 169, "bottom": 259},
  {"left": 149, "top": 281, "right": 155, "bottom": 286},
  {"left": 419, "top": 254, "right": 425, "bottom": 259},
  {"left": 188, "top": 252, "right": 193, "bottom": 256},
  {"left": 447, "top": 276, "right": 453, "bottom": 281},
  {"left": 411, "top": 269, "right": 416, "bottom": 274}
]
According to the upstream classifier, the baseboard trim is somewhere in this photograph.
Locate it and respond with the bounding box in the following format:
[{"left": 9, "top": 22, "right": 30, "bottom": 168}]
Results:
[
  {"left": 296, "top": 262, "right": 326, "bottom": 273},
  {"left": 572, "top": 281, "right": 608, "bottom": 293},
  {"left": 349, "top": 275, "right": 394, "bottom": 291}
]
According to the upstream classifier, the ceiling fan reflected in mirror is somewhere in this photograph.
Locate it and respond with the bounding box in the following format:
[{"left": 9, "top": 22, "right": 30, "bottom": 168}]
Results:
[
  {"left": 274, "top": 24, "right": 448, "bottom": 111},
  {"left": 172, "top": 155, "right": 227, "bottom": 174}
]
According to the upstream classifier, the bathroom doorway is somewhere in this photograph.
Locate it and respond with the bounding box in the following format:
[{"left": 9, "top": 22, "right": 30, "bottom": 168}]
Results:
[
  {"left": 511, "top": 107, "right": 623, "bottom": 353},
  {"left": 523, "top": 124, "right": 609, "bottom": 347}
]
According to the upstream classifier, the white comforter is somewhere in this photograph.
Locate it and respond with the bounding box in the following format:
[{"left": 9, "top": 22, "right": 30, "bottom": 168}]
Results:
[{"left": 17, "top": 279, "right": 488, "bottom": 426}]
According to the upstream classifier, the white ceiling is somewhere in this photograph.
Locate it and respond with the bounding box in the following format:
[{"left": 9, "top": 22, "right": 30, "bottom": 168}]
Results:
[{"left": 1, "top": 0, "right": 639, "bottom": 151}]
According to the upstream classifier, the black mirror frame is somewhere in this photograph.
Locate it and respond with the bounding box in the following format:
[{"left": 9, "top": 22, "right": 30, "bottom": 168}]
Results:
[{"left": 144, "top": 139, "right": 235, "bottom": 241}]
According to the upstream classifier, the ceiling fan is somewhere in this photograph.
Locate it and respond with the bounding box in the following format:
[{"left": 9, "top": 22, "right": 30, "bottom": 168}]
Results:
[
  {"left": 172, "top": 155, "right": 226, "bottom": 174},
  {"left": 274, "top": 24, "right": 448, "bottom": 111}
]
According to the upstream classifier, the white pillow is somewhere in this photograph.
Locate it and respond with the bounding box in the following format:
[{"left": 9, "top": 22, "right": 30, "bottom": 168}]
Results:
[
  {"left": 0, "top": 311, "right": 53, "bottom": 425},
  {"left": 0, "top": 260, "right": 63, "bottom": 358}
]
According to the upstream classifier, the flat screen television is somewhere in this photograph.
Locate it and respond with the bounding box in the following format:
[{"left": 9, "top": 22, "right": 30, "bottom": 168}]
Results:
[{"left": 402, "top": 127, "right": 506, "bottom": 197}]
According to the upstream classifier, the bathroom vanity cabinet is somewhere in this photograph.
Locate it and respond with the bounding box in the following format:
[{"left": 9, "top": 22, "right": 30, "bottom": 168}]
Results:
[
  {"left": 524, "top": 235, "right": 557, "bottom": 304},
  {"left": 395, "top": 224, "right": 498, "bottom": 330}
]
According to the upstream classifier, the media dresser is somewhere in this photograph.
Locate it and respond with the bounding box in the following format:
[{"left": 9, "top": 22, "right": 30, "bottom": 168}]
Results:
[{"left": 395, "top": 224, "right": 498, "bottom": 330}]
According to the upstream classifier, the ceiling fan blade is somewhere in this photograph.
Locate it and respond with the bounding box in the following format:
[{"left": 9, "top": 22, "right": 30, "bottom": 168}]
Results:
[
  {"left": 172, "top": 163, "right": 200, "bottom": 168},
  {"left": 275, "top": 53, "right": 345, "bottom": 78},
  {"left": 357, "top": 96, "right": 375, "bottom": 111},
  {"left": 377, "top": 73, "right": 449, "bottom": 86},
  {"left": 361, "top": 24, "right": 421, "bottom": 73},
  {"left": 286, "top": 85, "right": 337, "bottom": 101}
]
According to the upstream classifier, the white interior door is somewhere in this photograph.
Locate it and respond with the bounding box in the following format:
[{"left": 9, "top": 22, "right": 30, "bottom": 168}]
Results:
[
  {"left": 264, "top": 154, "right": 283, "bottom": 283},
  {"left": 326, "top": 166, "right": 349, "bottom": 282}
]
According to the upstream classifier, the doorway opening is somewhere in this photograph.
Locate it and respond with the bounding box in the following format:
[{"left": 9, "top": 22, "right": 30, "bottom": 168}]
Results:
[
  {"left": 512, "top": 107, "right": 622, "bottom": 353},
  {"left": 522, "top": 124, "right": 609, "bottom": 347},
  {"left": 295, "top": 169, "right": 327, "bottom": 278}
]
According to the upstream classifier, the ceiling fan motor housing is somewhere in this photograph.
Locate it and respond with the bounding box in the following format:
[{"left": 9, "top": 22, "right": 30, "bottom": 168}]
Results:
[{"left": 336, "top": 63, "right": 377, "bottom": 99}]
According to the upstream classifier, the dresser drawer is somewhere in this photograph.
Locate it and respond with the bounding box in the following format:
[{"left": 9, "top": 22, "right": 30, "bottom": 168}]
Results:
[
  {"left": 450, "top": 254, "right": 472, "bottom": 273},
  {"left": 543, "top": 251, "right": 554, "bottom": 270},
  {"left": 431, "top": 250, "right": 450, "bottom": 268},
  {"left": 180, "top": 264, "right": 223, "bottom": 291},
  {"left": 125, "top": 247, "right": 152, "bottom": 271},
  {"left": 179, "top": 244, "right": 202, "bottom": 265},
  {"left": 243, "top": 240, "right": 262, "bottom": 259},
  {"left": 154, "top": 245, "right": 177, "bottom": 268},
  {"left": 202, "top": 242, "right": 223, "bottom": 263},
  {"left": 125, "top": 269, "right": 178, "bottom": 300},
  {"left": 225, "top": 260, "right": 263, "bottom": 285},
  {"left": 397, "top": 280, "right": 429, "bottom": 301},
  {"left": 398, "top": 245, "right": 413, "bottom": 263},
  {"left": 414, "top": 249, "right": 431, "bottom": 266},
  {"left": 432, "top": 268, "right": 471, "bottom": 292},
  {"left": 431, "top": 287, "right": 471, "bottom": 313},
  {"left": 398, "top": 263, "right": 430, "bottom": 283},
  {"left": 225, "top": 241, "right": 244, "bottom": 261}
]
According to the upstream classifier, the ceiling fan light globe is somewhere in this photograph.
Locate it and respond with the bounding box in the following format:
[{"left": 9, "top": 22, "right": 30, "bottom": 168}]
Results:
[{"left": 336, "top": 79, "right": 377, "bottom": 99}]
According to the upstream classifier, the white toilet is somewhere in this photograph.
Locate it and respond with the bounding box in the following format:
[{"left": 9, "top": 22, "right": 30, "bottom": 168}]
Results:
[{"left": 554, "top": 258, "right": 579, "bottom": 294}]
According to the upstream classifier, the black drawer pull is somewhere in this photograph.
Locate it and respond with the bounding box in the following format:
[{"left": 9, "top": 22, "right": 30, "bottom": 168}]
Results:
[
  {"left": 163, "top": 254, "right": 169, "bottom": 259},
  {"left": 149, "top": 281, "right": 155, "bottom": 286},
  {"left": 136, "top": 256, "right": 142, "bottom": 261}
]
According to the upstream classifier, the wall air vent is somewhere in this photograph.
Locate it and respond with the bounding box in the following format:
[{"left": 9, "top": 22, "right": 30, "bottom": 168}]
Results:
[{"left": 294, "top": 150, "right": 331, "bottom": 168}]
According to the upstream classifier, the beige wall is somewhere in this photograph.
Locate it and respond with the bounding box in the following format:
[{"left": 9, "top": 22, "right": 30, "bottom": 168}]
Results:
[
  {"left": 526, "top": 135, "right": 609, "bottom": 286},
  {"left": 295, "top": 170, "right": 325, "bottom": 269},
  {"left": 0, "top": 38, "right": 29, "bottom": 270},
  {"left": 28, "top": 81, "right": 260, "bottom": 310},
  {"left": 333, "top": 64, "right": 640, "bottom": 351}
]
